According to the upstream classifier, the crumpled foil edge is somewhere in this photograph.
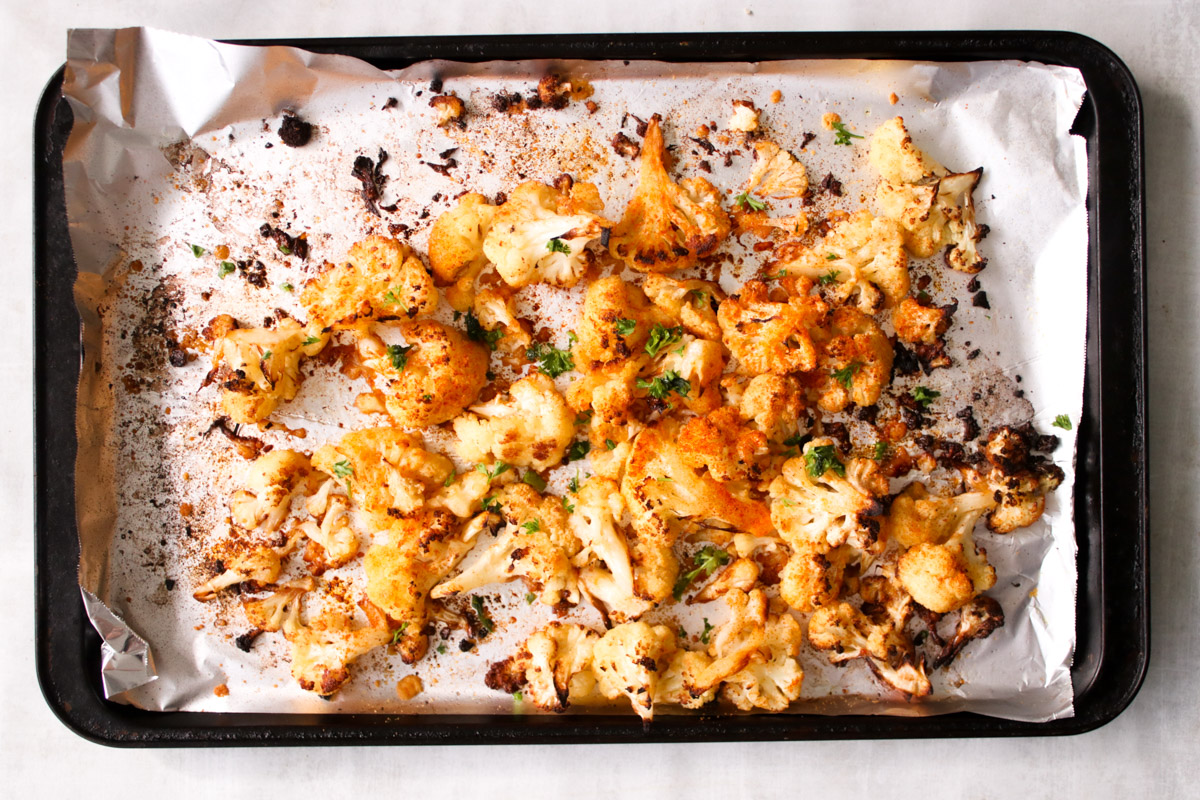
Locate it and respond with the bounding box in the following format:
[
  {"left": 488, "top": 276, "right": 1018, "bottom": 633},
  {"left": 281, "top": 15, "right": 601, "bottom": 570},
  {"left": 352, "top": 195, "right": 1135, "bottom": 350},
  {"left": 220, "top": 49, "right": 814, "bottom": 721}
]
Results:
[{"left": 81, "top": 588, "right": 157, "bottom": 699}]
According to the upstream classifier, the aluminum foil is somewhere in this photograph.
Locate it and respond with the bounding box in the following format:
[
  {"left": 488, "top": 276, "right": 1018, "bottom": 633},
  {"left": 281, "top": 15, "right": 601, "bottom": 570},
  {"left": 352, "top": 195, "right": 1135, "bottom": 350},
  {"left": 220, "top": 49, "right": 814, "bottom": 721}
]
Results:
[{"left": 62, "top": 27, "right": 1088, "bottom": 722}]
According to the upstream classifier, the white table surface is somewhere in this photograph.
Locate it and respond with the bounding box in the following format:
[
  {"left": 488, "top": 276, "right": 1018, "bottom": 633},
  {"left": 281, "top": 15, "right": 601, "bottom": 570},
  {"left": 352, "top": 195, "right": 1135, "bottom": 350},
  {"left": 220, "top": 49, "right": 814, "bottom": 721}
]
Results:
[{"left": 1, "top": 1, "right": 1190, "bottom": 796}]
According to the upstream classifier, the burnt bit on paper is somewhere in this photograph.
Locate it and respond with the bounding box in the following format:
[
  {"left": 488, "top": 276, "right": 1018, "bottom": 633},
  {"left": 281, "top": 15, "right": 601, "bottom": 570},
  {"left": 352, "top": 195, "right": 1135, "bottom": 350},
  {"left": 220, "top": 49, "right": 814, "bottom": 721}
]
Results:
[
  {"left": 351, "top": 149, "right": 389, "bottom": 217},
  {"left": 277, "top": 113, "right": 313, "bottom": 148}
]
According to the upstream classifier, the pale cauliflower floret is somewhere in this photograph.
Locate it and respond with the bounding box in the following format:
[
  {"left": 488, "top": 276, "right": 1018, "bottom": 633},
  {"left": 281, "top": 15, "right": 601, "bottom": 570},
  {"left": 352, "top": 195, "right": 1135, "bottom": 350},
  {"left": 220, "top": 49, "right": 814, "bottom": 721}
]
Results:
[
  {"left": 641, "top": 274, "right": 725, "bottom": 342},
  {"left": 737, "top": 374, "right": 806, "bottom": 442},
  {"left": 652, "top": 335, "right": 726, "bottom": 416},
  {"left": 779, "top": 542, "right": 851, "bottom": 613},
  {"left": 484, "top": 622, "right": 600, "bottom": 712},
  {"left": 677, "top": 406, "right": 768, "bottom": 483},
  {"left": 869, "top": 116, "right": 945, "bottom": 183},
  {"left": 727, "top": 99, "right": 761, "bottom": 132},
  {"left": 743, "top": 140, "right": 809, "bottom": 199},
  {"left": 433, "top": 484, "right": 581, "bottom": 606},
  {"left": 429, "top": 466, "right": 511, "bottom": 518},
  {"left": 364, "top": 509, "right": 483, "bottom": 663},
  {"left": 473, "top": 288, "right": 532, "bottom": 355},
  {"left": 289, "top": 599, "right": 393, "bottom": 696},
  {"left": 482, "top": 178, "right": 610, "bottom": 288},
  {"left": 357, "top": 320, "right": 489, "bottom": 428},
  {"left": 718, "top": 280, "right": 829, "bottom": 376},
  {"left": 773, "top": 210, "right": 909, "bottom": 313},
  {"left": 882, "top": 482, "right": 996, "bottom": 549},
  {"left": 570, "top": 479, "right": 654, "bottom": 623},
  {"left": 312, "top": 427, "right": 453, "bottom": 526},
  {"left": 768, "top": 439, "right": 886, "bottom": 554},
  {"left": 610, "top": 115, "right": 731, "bottom": 273},
  {"left": 300, "top": 235, "right": 437, "bottom": 329},
  {"left": 897, "top": 540, "right": 995, "bottom": 614},
  {"left": 810, "top": 306, "right": 894, "bottom": 413},
  {"left": 718, "top": 592, "right": 805, "bottom": 711},
  {"left": 452, "top": 374, "right": 575, "bottom": 471},
  {"left": 691, "top": 556, "right": 762, "bottom": 602},
  {"left": 591, "top": 621, "right": 678, "bottom": 722},
  {"left": 206, "top": 316, "right": 326, "bottom": 424},
  {"left": 229, "top": 449, "right": 312, "bottom": 533},
  {"left": 892, "top": 295, "right": 952, "bottom": 346},
  {"left": 299, "top": 479, "right": 359, "bottom": 573},
  {"left": 657, "top": 650, "right": 720, "bottom": 709},
  {"left": 566, "top": 358, "right": 645, "bottom": 423},
  {"left": 428, "top": 192, "right": 497, "bottom": 311},
  {"left": 240, "top": 578, "right": 315, "bottom": 638}
]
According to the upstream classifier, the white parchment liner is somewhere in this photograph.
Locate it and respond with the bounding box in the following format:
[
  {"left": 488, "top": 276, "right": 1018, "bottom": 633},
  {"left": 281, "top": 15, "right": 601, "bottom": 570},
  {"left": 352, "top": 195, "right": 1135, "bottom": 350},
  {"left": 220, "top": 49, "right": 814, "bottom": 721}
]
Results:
[{"left": 62, "top": 27, "right": 1088, "bottom": 722}]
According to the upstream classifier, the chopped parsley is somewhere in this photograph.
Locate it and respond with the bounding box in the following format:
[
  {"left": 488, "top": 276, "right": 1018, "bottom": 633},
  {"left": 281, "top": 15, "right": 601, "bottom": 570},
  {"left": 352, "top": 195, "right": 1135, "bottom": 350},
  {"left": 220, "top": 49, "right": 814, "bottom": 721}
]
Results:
[
  {"left": 605, "top": 438, "right": 617, "bottom": 451},
  {"left": 436, "top": 644, "right": 448, "bottom": 655},
  {"left": 513, "top": 691, "right": 523, "bottom": 701},
  {"left": 763, "top": 269, "right": 789, "bottom": 281},
  {"left": 389, "top": 622, "right": 409, "bottom": 645},
  {"left": 804, "top": 444, "right": 846, "bottom": 478},
  {"left": 218, "top": 261, "right": 236, "bottom": 279},
  {"left": 443, "top": 470, "right": 456, "bottom": 488},
  {"left": 476, "top": 462, "right": 511, "bottom": 481},
  {"left": 673, "top": 545, "right": 732, "bottom": 600},
  {"left": 1052, "top": 414, "right": 1072, "bottom": 431},
  {"left": 614, "top": 318, "right": 637, "bottom": 336},
  {"left": 525, "top": 592, "right": 536, "bottom": 604},
  {"left": 522, "top": 470, "right": 548, "bottom": 492},
  {"left": 831, "top": 121, "right": 863, "bottom": 145},
  {"left": 261, "top": 350, "right": 273, "bottom": 361},
  {"left": 912, "top": 386, "right": 941, "bottom": 408},
  {"left": 637, "top": 371, "right": 691, "bottom": 400},
  {"left": 734, "top": 191, "right": 767, "bottom": 211},
  {"left": 546, "top": 237, "right": 571, "bottom": 254},
  {"left": 521, "top": 519, "right": 541, "bottom": 534},
  {"left": 386, "top": 344, "right": 413, "bottom": 371},
  {"left": 382, "top": 286, "right": 402, "bottom": 305},
  {"left": 190, "top": 244, "right": 205, "bottom": 258},
  {"left": 688, "top": 288, "right": 708, "bottom": 308},
  {"left": 526, "top": 341, "right": 575, "bottom": 378},
  {"left": 422, "top": 393, "right": 433, "bottom": 401},
  {"left": 825, "top": 253, "right": 840, "bottom": 261},
  {"left": 568, "top": 474, "right": 581, "bottom": 493},
  {"left": 700, "top": 618, "right": 715, "bottom": 645},
  {"left": 574, "top": 410, "right": 594, "bottom": 426},
  {"left": 470, "top": 596, "right": 494, "bottom": 635},
  {"left": 331, "top": 459, "right": 354, "bottom": 479},
  {"left": 873, "top": 441, "right": 889, "bottom": 461},
  {"left": 463, "top": 311, "right": 503, "bottom": 351},
  {"left": 481, "top": 495, "right": 501, "bottom": 514},
  {"left": 782, "top": 433, "right": 806, "bottom": 447},
  {"left": 831, "top": 360, "right": 862, "bottom": 390},
  {"left": 645, "top": 324, "right": 684, "bottom": 357},
  {"left": 566, "top": 440, "right": 591, "bottom": 462},
  {"left": 302, "top": 335, "right": 321, "bottom": 346},
  {"left": 278, "top": 244, "right": 292, "bottom": 255},
  {"left": 818, "top": 270, "right": 840, "bottom": 286},
  {"left": 280, "top": 282, "right": 294, "bottom": 292},
  {"left": 562, "top": 496, "right": 575, "bottom": 513}
]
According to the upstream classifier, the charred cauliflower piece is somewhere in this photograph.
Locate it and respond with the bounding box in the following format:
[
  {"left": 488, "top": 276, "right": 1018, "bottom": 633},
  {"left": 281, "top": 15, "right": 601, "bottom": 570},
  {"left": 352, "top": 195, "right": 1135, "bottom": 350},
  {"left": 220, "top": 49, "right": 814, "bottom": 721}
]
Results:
[
  {"left": 312, "top": 427, "right": 453, "bottom": 526},
  {"left": 228, "top": 449, "right": 312, "bottom": 533},
  {"left": 969, "top": 425, "right": 1066, "bottom": 534},
  {"left": 718, "top": 280, "right": 829, "bottom": 376},
  {"left": 482, "top": 178, "right": 610, "bottom": 288},
  {"left": 428, "top": 192, "right": 497, "bottom": 311},
  {"left": 774, "top": 210, "right": 909, "bottom": 313},
  {"left": 358, "top": 320, "right": 489, "bottom": 428},
  {"left": 433, "top": 483, "right": 581, "bottom": 606},
  {"left": 810, "top": 306, "right": 894, "bottom": 413},
  {"left": 610, "top": 116, "right": 731, "bottom": 273},
  {"left": 206, "top": 316, "right": 326, "bottom": 424},
  {"left": 192, "top": 535, "right": 299, "bottom": 602},
  {"left": 641, "top": 274, "right": 725, "bottom": 342},
  {"left": 485, "top": 622, "right": 600, "bottom": 712},
  {"left": 289, "top": 599, "right": 393, "bottom": 696},
  {"left": 779, "top": 542, "right": 851, "bottom": 613},
  {"left": 743, "top": 140, "right": 809, "bottom": 199},
  {"left": 571, "top": 478, "right": 655, "bottom": 623},
  {"left": 870, "top": 117, "right": 987, "bottom": 273},
  {"left": 808, "top": 599, "right": 931, "bottom": 698},
  {"left": 300, "top": 235, "right": 436, "bottom": 329},
  {"left": 892, "top": 295, "right": 953, "bottom": 346},
  {"left": 452, "top": 374, "right": 575, "bottom": 471},
  {"left": 591, "top": 621, "right": 678, "bottom": 722},
  {"left": 364, "top": 508, "right": 485, "bottom": 663},
  {"left": 299, "top": 479, "right": 359, "bottom": 574}
]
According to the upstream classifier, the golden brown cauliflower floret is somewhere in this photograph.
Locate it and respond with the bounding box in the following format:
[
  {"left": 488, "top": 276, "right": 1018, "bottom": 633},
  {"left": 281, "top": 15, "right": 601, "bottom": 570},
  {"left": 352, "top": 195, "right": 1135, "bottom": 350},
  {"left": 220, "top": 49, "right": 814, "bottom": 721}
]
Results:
[
  {"left": 575, "top": 276, "right": 666, "bottom": 368},
  {"left": 452, "top": 374, "right": 575, "bottom": 471},
  {"left": 743, "top": 140, "right": 809, "bottom": 199},
  {"left": 429, "top": 93, "right": 466, "bottom": 129},
  {"left": 677, "top": 406, "right": 768, "bottom": 483},
  {"left": 206, "top": 316, "right": 327, "bottom": 424},
  {"left": 482, "top": 178, "right": 610, "bottom": 288},
  {"left": 228, "top": 449, "right": 312, "bottom": 533},
  {"left": 300, "top": 236, "right": 436, "bottom": 329},
  {"left": 882, "top": 482, "right": 996, "bottom": 550},
  {"left": 591, "top": 621, "right": 678, "bottom": 721},
  {"left": 570, "top": 478, "right": 655, "bottom": 623},
  {"left": 737, "top": 374, "right": 807, "bottom": 442},
  {"left": 428, "top": 192, "right": 497, "bottom": 311},
  {"left": 641, "top": 274, "right": 725, "bottom": 342},
  {"left": 610, "top": 116, "right": 731, "bottom": 273},
  {"left": 433, "top": 483, "right": 581, "bottom": 606},
  {"left": 893, "top": 295, "right": 952, "bottom": 346},
  {"left": 484, "top": 622, "right": 600, "bottom": 712},
  {"left": 192, "top": 536, "right": 299, "bottom": 602},
  {"left": 715, "top": 590, "right": 805, "bottom": 711},
  {"left": 472, "top": 288, "right": 532, "bottom": 356},
  {"left": 567, "top": 358, "right": 645, "bottom": 424},
  {"left": 773, "top": 210, "right": 909, "bottom": 313},
  {"left": 897, "top": 539, "right": 995, "bottom": 614},
  {"left": 810, "top": 306, "right": 894, "bottom": 413},
  {"left": 358, "top": 321, "right": 489, "bottom": 428},
  {"left": 364, "top": 508, "right": 483, "bottom": 663},
  {"left": 779, "top": 542, "right": 851, "bottom": 613},
  {"left": 289, "top": 599, "right": 393, "bottom": 696},
  {"left": 299, "top": 478, "right": 359, "bottom": 574},
  {"left": 869, "top": 116, "right": 946, "bottom": 184},
  {"left": 312, "top": 427, "right": 453, "bottom": 526},
  {"left": 718, "top": 280, "right": 830, "bottom": 376}
]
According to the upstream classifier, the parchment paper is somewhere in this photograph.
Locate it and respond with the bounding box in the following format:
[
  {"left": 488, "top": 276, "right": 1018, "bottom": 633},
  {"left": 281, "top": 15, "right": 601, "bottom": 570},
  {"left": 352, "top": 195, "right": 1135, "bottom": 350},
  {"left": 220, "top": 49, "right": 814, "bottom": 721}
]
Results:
[{"left": 62, "top": 27, "right": 1088, "bottom": 722}]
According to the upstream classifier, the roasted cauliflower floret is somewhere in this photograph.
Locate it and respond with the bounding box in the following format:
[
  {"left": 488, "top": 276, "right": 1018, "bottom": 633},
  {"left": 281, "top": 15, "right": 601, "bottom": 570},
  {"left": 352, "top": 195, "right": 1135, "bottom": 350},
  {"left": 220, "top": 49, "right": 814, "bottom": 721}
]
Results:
[
  {"left": 677, "top": 406, "right": 768, "bottom": 483},
  {"left": 649, "top": 335, "right": 726, "bottom": 416},
  {"left": 299, "top": 479, "right": 359, "bottom": 573},
  {"left": 433, "top": 483, "right": 581, "bottom": 606},
  {"left": 882, "top": 482, "right": 996, "bottom": 549},
  {"left": 773, "top": 210, "right": 909, "bottom": 313},
  {"left": 969, "top": 425, "right": 1066, "bottom": 534},
  {"left": 586, "top": 416, "right": 644, "bottom": 481},
  {"left": 641, "top": 274, "right": 725, "bottom": 342},
  {"left": 892, "top": 295, "right": 952, "bottom": 346},
  {"left": 718, "top": 280, "right": 829, "bottom": 376},
  {"left": 931, "top": 595, "right": 1005, "bottom": 669},
  {"left": 312, "top": 428, "right": 453, "bottom": 526},
  {"left": 727, "top": 99, "right": 761, "bottom": 132},
  {"left": 289, "top": 599, "right": 393, "bottom": 696},
  {"left": 810, "top": 306, "right": 894, "bottom": 413},
  {"left": 240, "top": 578, "right": 315, "bottom": 639},
  {"left": 428, "top": 192, "right": 497, "bottom": 311},
  {"left": 769, "top": 439, "right": 886, "bottom": 554},
  {"left": 574, "top": 276, "right": 666, "bottom": 368},
  {"left": 743, "top": 140, "right": 809, "bottom": 199},
  {"left": 737, "top": 374, "right": 806, "bottom": 442},
  {"left": 300, "top": 235, "right": 437, "bottom": 329},
  {"left": 657, "top": 649, "right": 721, "bottom": 709},
  {"left": 570, "top": 480, "right": 652, "bottom": 621},
  {"left": 870, "top": 117, "right": 987, "bottom": 273},
  {"left": 610, "top": 116, "right": 731, "bottom": 273},
  {"left": 897, "top": 538, "right": 995, "bottom": 614},
  {"left": 364, "top": 508, "right": 484, "bottom": 663},
  {"left": 716, "top": 590, "right": 805, "bottom": 711},
  {"left": 591, "top": 621, "right": 678, "bottom": 722},
  {"left": 566, "top": 358, "right": 644, "bottom": 423},
  {"left": 482, "top": 178, "right": 610, "bottom": 288},
  {"left": 358, "top": 320, "right": 489, "bottom": 428},
  {"left": 808, "top": 599, "right": 931, "bottom": 698},
  {"left": 229, "top": 449, "right": 312, "bottom": 533},
  {"left": 429, "top": 93, "right": 465, "bottom": 129},
  {"left": 472, "top": 288, "right": 532, "bottom": 355},
  {"left": 779, "top": 543, "right": 851, "bottom": 613},
  {"left": 193, "top": 530, "right": 301, "bottom": 601},
  {"left": 484, "top": 622, "right": 600, "bottom": 712},
  {"left": 205, "top": 316, "right": 326, "bottom": 424},
  {"left": 452, "top": 374, "right": 575, "bottom": 471}
]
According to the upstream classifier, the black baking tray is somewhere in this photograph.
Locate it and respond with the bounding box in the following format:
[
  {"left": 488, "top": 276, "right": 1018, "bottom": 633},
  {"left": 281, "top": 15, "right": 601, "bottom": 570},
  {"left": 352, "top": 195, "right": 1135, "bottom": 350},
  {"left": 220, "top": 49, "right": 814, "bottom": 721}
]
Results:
[{"left": 35, "top": 31, "right": 1147, "bottom": 746}]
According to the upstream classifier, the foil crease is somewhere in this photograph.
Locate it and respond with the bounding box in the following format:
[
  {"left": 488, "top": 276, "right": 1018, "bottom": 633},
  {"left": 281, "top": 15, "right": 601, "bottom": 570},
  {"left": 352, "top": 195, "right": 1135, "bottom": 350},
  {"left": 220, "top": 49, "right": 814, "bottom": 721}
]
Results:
[{"left": 61, "top": 27, "right": 1088, "bottom": 723}]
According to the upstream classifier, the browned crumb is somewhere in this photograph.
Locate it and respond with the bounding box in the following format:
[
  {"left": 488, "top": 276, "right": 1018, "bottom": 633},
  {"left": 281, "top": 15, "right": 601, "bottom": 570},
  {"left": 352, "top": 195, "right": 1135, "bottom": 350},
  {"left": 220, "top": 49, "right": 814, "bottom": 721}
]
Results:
[
  {"left": 179, "top": 502, "right": 193, "bottom": 517},
  {"left": 770, "top": 90, "right": 782, "bottom": 104},
  {"left": 822, "top": 111, "right": 841, "bottom": 130},
  {"left": 396, "top": 675, "right": 423, "bottom": 700},
  {"left": 889, "top": 92, "right": 899, "bottom": 105},
  {"left": 213, "top": 683, "right": 230, "bottom": 697}
]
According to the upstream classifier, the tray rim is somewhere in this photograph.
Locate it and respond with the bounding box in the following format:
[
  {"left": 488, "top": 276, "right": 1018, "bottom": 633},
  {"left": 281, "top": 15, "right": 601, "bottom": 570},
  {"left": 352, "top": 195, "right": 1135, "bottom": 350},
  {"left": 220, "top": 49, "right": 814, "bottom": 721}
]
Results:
[{"left": 34, "top": 28, "right": 1148, "bottom": 747}]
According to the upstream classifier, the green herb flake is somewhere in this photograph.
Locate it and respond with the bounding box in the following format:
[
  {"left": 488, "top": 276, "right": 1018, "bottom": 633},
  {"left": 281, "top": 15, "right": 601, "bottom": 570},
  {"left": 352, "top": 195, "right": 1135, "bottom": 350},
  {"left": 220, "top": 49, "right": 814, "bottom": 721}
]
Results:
[
  {"left": 688, "top": 288, "right": 708, "bottom": 308},
  {"left": 734, "top": 191, "right": 767, "bottom": 211},
  {"left": 1052, "top": 414, "right": 1072, "bottom": 431},
  {"left": 526, "top": 341, "right": 575, "bottom": 378},
  {"left": 525, "top": 592, "right": 536, "bottom": 604},
  {"left": 476, "top": 462, "right": 512, "bottom": 482},
  {"left": 566, "top": 440, "right": 591, "bottom": 462},
  {"left": 645, "top": 323, "right": 684, "bottom": 357},
  {"left": 782, "top": 434, "right": 806, "bottom": 447},
  {"left": 568, "top": 474, "right": 581, "bottom": 493},
  {"left": 763, "top": 269, "right": 789, "bottom": 281},
  {"left": 443, "top": 470, "right": 456, "bottom": 488},
  {"left": 636, "top": 371, "right": 691, "bottom": 400},
  {"left": 481, "top": 495, "right": 501, "bottom": 514},
  {"left": 422, "top": 393, "right": 433, "bottom": 402},
  {"left": 436, "top": 644, "right": 447, "bottom": 655},
  {"left": 218, "top": 261, "right": 236, "bottom": 279},
  {"left": 831, "top": 360, "right": 862, "bottom": 390},
  {"left": 700, "top": 618, "right": 715, "bottom": 645},
  {"left": 278, "top": 244, "right": 292, "bottom": 255},
  {"left": 386, "top": 344, "right": 414, "bottom": 371},
  {"left": 818, "top": 270, "right": 840, "bottom": 286},
  {"left": 522, "top": 471, "right": 548, "bottom": 492},
  {"left": 672, "top": 545, "right": 732, "bottom": 600},
  {"left": 332, "top": 459, "right": 354, "bottom": 479},
  {"left": 605, "top": 438, "right": 617, "bottom": 451},
  {"left": 562, "top": 496, "right": 575, "bottom": 513},
  {"left": 873, "top": 441, "right": 889, "bottom": 461},
  {"left": 614, "top": 318, "right": 637, "bottom": 336},
  {"left": 280, "top": 282, "right": 294, "bottom": 292},
  {"left": 261, "top": 350, "right": 273, "bottom": 361},
  {"left": 389, "top": 622, "right": 409, "bottom": 645},
  {"left": 302, "top": 335, "right": 321, "bottom": 346},
  {"left": 521, "top": 519, "right": 541, "bottom": 534},
  {"left": 912, "top": 386, "right": 941, "bottom": 408},
  {"left": 513, "top": 690, "right": 523, "bottom": 701},
  {"left": 382, "top": 286, "right": 401, "bottom": 305},
  {"left": 831, "top": 121, "right": 864, "bottom": 146},
  {"left": 470, "top": 596, "right": 494, "bottom": 635},
  {"left": 825, "top": 253, "right": 840, "bottom": 261},
  {"left": 464, "top": 311, "right": 504, "bottom": 351},
  {"left": 190, "top": 244, "right": 205, "bottom": 258},
  {"left": 803, "top": 444, "right": 846, "bottom": 479},
  {"left": 546, "top": 237, "right": 572, "bottom": 254}
]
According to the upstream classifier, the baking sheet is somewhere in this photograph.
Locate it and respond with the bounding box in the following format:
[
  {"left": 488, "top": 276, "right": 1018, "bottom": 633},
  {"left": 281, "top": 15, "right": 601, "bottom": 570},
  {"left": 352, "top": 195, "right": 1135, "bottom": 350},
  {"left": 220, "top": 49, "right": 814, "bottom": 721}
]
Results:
[{"left": 61, "top": 27, "right": 1088, "bottom": 722}]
